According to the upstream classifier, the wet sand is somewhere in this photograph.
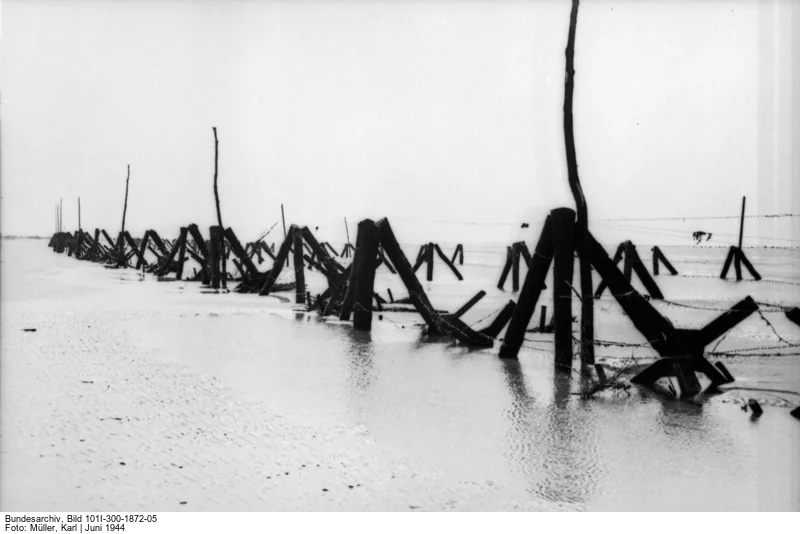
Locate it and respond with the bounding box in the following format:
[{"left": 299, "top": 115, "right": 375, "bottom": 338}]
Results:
[{"left": 1, "top": 240, "right": 798, "bottom": 511}]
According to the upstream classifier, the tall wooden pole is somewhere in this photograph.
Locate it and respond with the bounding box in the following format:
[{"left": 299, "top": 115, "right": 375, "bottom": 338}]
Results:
[
  {"left": 564, "top": 0, "right": 594, "bottom": 366},
  {"left": 344, "top": 217, "right": 351, "bottom": 245},
  {"left": 212, "top": 127, "right": 226, "bottom": 288},
  {"left": 738, "top": 196, "right": 746, "bottom": 249},
  {"left": 121, "top": 164, "right": 130, "bottom": 234},
  {"left": 281, "top": 204, "right": 287, "bottom": 238},
  {"left": 78, "top": 197, "right": 81, "bottom": 230},
  {"left": 60, "top": 197, "right": 63, "bottom": 233}
]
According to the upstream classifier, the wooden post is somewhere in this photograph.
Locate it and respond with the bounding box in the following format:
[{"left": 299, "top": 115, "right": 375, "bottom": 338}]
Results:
[
  {"left": 539, "top": 305, "right": 547, "bottom": 331},
  {"left": 301, "top": 226, "right": 345, "bottom": 275},
  {"left": 626, "top": 243, "right": 664, "bottom": 299},
  {"left": 224, "top": 227, "right": 258, "bottom": 276},
  {"left": 136, "top": 230, "right": 151, "bottom": 269},
  {"left": 60, "top": 197, "right": 63, "bottom": 233},
  {"left": 583, "top": 230, "right": 677, "bottom": 356},
  {"left": 738, "top": 196, "right": 746, "bottom": 250},
  {"left": 622, "top": 241, "right": 634, "bottom": 281},
  {"left": 344, "top": 217, "right": 351, "bottom": 246},
  {"left": 737, "top": 248, "right": 762, "bottom": 280},
  {"left": 291, "top": 226, "right": 305, "bottom": 303},
  {"left": 594, "top": 243, "right": 624, "bottom": 298},
  {"left": 175, "top": 227, "right": 189, "bottom": 279},
  {"left": 376, "top": 219, "right": 440, "bottom": 329},
  {"left": 209, "top": 226, "right": 222, "bottom": 289},
  {"left": 499, "top": 216, "right": 555, "bottom": 359},
  {"left": 498, "top": 246, "right": 513, "bottom": 290},
  {"left": 259, "top": 229, "right": 295, "bottom": 296},
  {"left": 511, "top": 243, "right": 521, "bottom": 291},
  {"left": 426, "top": 242, "right": 435, "bottom": 282},
  {"left": 652, "top": 246, "right": 678, "bottom": 276},
  {"left": 552, "top": 208, "right": 576, "bottom": 371},
  {"left": 353, "top": 220, "right": 381, "bottom": 330},
  {"left": 563, "top": 0, "right": 594, "bottom": 366},
  {"left": 121, "top": 165, "right": 130, "bottom": 234},
  {"left": 412, "top": 245, "right": 427, "bottom": 272},
  {"left": 720, "top": 246, "right": 736, "bottom": 279},
  {"left": 387, "top": 288, "right": 394, "bottom": 303}
]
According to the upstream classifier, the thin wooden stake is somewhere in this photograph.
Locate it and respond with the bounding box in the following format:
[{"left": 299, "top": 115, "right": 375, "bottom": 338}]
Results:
[
  {"left": 212, "top": 127, "right": 226, "bottom": 289},
  {"left": 564, "top": 0, "right": 594, "bottom": 366}
]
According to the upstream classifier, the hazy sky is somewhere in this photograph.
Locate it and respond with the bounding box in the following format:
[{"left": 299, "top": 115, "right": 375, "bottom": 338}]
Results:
[{"left": 1, "top": 0, "right": 798, "bottom": 247}]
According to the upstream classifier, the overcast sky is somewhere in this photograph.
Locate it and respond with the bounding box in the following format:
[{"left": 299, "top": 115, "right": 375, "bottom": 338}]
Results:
[{"left": 1, "top": 0, "right": 798, "bottom": 247}]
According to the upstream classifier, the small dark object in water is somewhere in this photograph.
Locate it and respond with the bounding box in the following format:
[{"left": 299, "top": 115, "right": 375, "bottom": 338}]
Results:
[
  {"left": 180, "top": 501, "right": 187, "bottom": 505},
  {"left": 748, "top": 398, "right": 763, "bottom": 416},
  {"left": 120, "top": 462, "right": 126, "bottom": 466},
  {"left": 378, "top": 315, "right": 383, "bottom": 320},
  {"left": 22, "top": 328, "right": 37, "bottom": 332},
  {"left": 322, "top": 488, "right": 328, "bottom": 492},
  {"left": 521, "top": 223, "right": 529, "bottom": 228}
]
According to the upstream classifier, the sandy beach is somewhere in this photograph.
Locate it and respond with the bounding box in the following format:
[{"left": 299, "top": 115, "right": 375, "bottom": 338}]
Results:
[{"left": 1, "top": 239, "right": 799, "bottom": 511}]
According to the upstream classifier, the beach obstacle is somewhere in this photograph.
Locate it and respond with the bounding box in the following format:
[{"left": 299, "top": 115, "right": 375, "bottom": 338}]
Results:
[
  {"left": 720, "top": 197, "right": 761, "bottom": 282},
  {"left": 450, "top": 244, "right": 464, "bottom": 266},
  {"left": 594, "top": 241, "right": 664, "bottom": 300},
  {"left": 651, "top": 246, "right": 678, "bottom": 276},
  {"left": 497, "top": 241, "right": 532, "bottom": 291},
  {"left": 412, "top": 242, "right": 463, "bottom": 282},
  {"left": 499, "top": 209, "right": 575, "bottom": 371}
]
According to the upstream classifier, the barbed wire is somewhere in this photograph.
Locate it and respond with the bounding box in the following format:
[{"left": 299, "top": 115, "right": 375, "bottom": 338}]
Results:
[{"left": 591, "top": 213, "right": 799, "bottom": 222}]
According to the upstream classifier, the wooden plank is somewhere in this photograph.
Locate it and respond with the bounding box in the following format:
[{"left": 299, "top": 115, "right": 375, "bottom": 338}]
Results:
[
  {"left": 353, "top": 220, "right": 381, "bottom": 330},
  {"left": 499, "top": 216, "right": 554, "bottom": 359},
  {"left": 720, "top": 246, "right": 736, "bottom": 279},
  {"left": 627, "top": 243, "right": 664, "bottom": 299},
  {"left": 292, "top": 226, "right": 305, "bottom": 304},
  {"left": 551, "top": 208, "right": 576, "bottom": 371},
  {"left": 497, "top": 246, "right": 513, "bottom": 290},
  {"left": 451, "top": 290, "right": 486, "bottom": 319},
  {"left": 594, "top": 242, "right": 624, "bottom": 298},
  {"left": 479, "top": 300, "right": 516, "bottom": 338}
]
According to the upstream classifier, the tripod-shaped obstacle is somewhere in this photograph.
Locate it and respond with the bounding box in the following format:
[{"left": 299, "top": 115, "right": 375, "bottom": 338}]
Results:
[
  {"left": 720, "top": 196, "right": 761, "bottom": 281},
  {"left": 498, "top": 241, "right": 532, "bottom": 291},
  {"left": 412, "top": 242, "right": 463, "bottom": 281},
  {"left": 594, "top": 240, "right": 664, "bottom": 299}
]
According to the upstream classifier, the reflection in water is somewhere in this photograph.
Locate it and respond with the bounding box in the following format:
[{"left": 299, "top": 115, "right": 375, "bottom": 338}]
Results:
[
  {"left": 343, "top": 328, "right": 376, "bottom": 416},
  {"left": 500, "top": 360, "right": 602, "bottom": 508}
]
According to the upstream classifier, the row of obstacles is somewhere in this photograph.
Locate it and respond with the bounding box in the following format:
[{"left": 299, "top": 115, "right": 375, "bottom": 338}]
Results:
[
  {"left": 49, "top": 212, "right": 796, "bottom": 403},
  {"left": 412, "top": 243, "right": 464, "bottom": 282}
]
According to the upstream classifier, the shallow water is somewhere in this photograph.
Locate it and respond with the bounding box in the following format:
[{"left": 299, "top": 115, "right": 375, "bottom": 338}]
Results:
[{"left": 2, "top": 239, "right": 799, "bottom": 511}]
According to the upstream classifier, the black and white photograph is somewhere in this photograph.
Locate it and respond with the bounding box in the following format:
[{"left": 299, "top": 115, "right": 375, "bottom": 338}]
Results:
[{"left": 1, "top": 0, "right": 798, "bottom": 516}]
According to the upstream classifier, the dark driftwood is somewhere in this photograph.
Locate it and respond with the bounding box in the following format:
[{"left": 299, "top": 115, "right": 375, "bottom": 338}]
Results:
[
  {"left": 552, "top": 208, "right": 576, "bottom": 371},
  {"left": 499, "top": 216, "right": 554, "bottom": 359}
]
